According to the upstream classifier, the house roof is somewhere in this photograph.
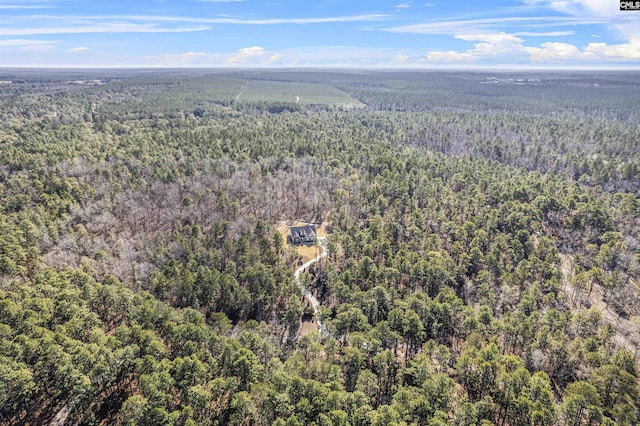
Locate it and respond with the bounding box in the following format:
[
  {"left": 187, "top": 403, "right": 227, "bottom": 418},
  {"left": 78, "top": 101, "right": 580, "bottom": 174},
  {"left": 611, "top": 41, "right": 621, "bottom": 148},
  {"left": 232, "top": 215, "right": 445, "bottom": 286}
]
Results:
[{"left": 290, "top": 224, "right": 317, "bottom": 239}]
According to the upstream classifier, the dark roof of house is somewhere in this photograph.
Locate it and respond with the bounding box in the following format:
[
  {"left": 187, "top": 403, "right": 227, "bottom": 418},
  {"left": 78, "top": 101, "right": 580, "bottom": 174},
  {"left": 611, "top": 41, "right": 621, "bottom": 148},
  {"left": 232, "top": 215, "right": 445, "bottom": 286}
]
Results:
[{"left": 290, "top": 224, "right": 317, "bottom": 239}]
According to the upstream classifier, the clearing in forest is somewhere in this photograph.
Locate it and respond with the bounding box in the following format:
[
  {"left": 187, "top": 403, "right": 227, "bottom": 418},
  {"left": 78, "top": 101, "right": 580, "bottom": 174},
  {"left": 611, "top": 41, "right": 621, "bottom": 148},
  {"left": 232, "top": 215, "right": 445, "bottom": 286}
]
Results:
[
  {"left": 276, "top": 221, "right": 328, "bottom": 263},
  {"left": 239, "top": 80, "right": 364, "bottom": 107}
]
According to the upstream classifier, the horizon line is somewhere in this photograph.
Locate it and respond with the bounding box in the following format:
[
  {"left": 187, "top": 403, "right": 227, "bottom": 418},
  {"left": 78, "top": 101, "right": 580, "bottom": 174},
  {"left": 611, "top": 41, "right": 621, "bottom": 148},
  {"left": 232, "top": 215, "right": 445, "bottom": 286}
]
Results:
[{"left": 3, "top": 65, "right": 640, "bottom": 72}]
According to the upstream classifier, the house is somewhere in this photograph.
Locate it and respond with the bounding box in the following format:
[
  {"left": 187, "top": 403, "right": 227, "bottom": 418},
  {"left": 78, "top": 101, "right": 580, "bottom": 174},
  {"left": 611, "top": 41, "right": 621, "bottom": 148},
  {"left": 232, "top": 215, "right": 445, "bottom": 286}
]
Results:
[{"left": 289, "top": 224, "right": 317, "bottom": 244}]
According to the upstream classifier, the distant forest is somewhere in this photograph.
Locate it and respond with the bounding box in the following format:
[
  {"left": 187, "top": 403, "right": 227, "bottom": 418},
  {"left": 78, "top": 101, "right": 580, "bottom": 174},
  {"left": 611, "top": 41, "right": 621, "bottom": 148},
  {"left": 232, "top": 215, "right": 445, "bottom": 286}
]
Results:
[{"left": 0, "top": 70, "right": 639, "bottom": 425}]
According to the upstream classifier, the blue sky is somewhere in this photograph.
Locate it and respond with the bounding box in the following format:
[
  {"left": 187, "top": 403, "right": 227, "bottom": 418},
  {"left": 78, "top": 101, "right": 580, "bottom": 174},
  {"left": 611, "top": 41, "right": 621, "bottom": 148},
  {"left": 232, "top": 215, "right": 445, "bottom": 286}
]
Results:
[{"left": 1, "top": 0, "right": 639, "bottom": 68}]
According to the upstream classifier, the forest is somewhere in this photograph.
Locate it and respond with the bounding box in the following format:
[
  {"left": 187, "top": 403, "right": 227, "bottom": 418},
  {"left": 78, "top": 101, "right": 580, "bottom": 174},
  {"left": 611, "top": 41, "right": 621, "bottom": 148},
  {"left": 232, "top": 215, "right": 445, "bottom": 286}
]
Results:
[{"left": 0, "top": 69, "right": 639, "bottom": 425}]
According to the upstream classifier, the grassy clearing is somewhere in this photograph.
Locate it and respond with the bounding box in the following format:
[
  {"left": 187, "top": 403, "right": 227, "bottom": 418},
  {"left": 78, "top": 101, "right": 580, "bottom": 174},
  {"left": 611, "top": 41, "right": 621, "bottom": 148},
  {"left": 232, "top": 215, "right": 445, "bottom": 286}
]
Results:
[
  {"left": 276, "top": 221, "right": 327, "bottom": 263},
  {"left": 240, "top": 80, "right": 363, "bottom": 106},
  {"left": 299, "top": 319, "right": 318, "bottom": 337}
]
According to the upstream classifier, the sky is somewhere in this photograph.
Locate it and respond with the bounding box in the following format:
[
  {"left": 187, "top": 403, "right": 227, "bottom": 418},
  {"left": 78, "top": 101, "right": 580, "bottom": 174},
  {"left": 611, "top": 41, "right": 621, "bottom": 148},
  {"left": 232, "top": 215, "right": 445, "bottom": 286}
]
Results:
[{"left": 0, "top": 0, "right": 639, "bottom": 68}]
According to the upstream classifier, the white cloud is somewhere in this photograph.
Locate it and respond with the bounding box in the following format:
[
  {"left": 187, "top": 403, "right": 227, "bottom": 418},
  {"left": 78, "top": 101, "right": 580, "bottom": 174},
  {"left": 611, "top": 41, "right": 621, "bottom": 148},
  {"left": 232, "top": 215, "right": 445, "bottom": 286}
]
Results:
[
  {"left": 163, "top": 49, "right": 286, "bottom": 67},
  {"left": 512, "top": 1, "right": 640, "bottom": 62},
  {"left": 525, "top": 0, "right": 617, "bottom": 18},
  {"left": 0, "top": 4, "right": 50, "bottom": 9},
  {"left": 427, "top": 30, "right": 640, "bottom": 64},
  {"left": 0, "top": 38, "right": 57, "bottom": 52},
  {"left": 0, "top": 13, "right": 388, "bottom": 37},
  {"left": 265, "top": 54, "right": 284, "bottom": 64},
  {"left": 525, "top": 42, "right": 583, "bottom": 61},
  {"left": 386, "top": 16, "right": 606, "bottom": 35},
  {"left": 455, "top": 33, "right": 522, "bottom": 44},
  {"left": 69, "top": 46, "right": 89, "bottom": 52},
  {"left": 277, "top": 45, "right": 407, "bottom": 66},
  {"left": 427, "top": 32, "right": 528, "bottom": 62},
  {"left": 161, "top": 45, "right": 418, "bottom": 68},
  {"left": 390, "top": 0, "right": 640, "bottom": 65},
  {"left": 0, "top": 23, "right": 211, "bottom": 36},
  {"left": 8, "top": 13, "right": 388, "bottom": 26},
  {"left": 177, "top": 51, "right": 210, "bottom": 61},
  {"left": 396, "top": 3, "right": 411, "bottom": 9},
  {"left": 427, "top": 51, "right": 473, "bottom": 62},
  {"left": 193, "top": 13, "right": 388, "bottom": 25},
  {"left": 225, "top": 46, "right": 273, "bottom": 64},
  {"left": 584, "top": 40, "right": 640, "bottom": 60},
  {"left": 0, "top": 38, "right": 56, "bottom": 46},
  {"left": 162, "top": 51, "right": 224, "bottom": 65},
  {"left": 525, "top": 0, "right": 639, "bottom": 42},
  {"left": 514, "top": 31, "right": 574, "bottom": 37}
]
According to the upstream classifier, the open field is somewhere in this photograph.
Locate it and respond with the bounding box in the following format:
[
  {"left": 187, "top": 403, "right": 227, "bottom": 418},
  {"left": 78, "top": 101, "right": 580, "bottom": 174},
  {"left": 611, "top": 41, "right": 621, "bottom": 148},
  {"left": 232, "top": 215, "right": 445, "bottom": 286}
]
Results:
[
  {"left": 237, "top": 80, "right": 364, "bottom": 107},
  {"left": 299, "top": 318, "right": 318, "bottom": 337}
]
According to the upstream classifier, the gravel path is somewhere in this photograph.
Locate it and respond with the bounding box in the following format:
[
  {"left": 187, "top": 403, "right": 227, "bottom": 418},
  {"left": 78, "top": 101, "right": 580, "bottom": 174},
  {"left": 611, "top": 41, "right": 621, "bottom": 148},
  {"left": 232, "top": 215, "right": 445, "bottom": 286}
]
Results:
[{"left": 294, "top": 237, "right": 328, "bottom": 336}]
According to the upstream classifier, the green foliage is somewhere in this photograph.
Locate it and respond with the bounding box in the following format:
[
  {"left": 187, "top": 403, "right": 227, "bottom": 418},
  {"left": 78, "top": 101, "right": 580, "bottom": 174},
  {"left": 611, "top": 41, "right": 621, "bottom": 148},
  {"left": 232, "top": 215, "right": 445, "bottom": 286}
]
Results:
[{"left": 0, "top": 70, "right": 638, "bottom": 425}]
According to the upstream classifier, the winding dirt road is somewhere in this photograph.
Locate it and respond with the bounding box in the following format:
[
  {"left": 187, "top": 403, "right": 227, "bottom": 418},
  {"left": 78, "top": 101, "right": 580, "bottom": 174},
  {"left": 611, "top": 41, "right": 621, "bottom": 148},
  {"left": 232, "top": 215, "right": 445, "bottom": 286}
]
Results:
[
  {"left": 234, "top": 81, "right": 248, "bottom": 104},
  {"left": 294, "top": 237, "right": 328, "bottom": 336}
]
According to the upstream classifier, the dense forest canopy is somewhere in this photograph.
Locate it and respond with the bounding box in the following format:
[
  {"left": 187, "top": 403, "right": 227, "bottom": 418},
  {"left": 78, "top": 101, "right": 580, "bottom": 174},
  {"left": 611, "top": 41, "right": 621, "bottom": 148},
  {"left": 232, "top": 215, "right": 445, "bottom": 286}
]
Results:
[{"left": 0, "top": 69, "right": 639, "bottom": 425}]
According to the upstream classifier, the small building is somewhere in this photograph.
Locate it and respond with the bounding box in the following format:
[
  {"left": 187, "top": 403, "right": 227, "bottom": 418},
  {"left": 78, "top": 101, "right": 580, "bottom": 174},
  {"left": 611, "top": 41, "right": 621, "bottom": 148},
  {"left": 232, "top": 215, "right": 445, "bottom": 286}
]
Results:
[{"left": 290, "top": 224, "right": 317, "bottom": 244}]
